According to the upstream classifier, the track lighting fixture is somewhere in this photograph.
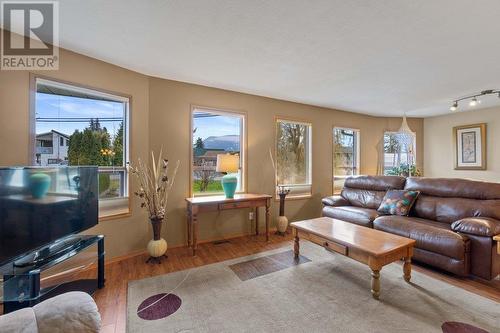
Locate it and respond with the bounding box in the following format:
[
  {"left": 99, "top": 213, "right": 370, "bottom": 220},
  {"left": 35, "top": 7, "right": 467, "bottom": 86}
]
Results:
[{"left": 449, "top": 89, "right": 499, "bottom": 112}]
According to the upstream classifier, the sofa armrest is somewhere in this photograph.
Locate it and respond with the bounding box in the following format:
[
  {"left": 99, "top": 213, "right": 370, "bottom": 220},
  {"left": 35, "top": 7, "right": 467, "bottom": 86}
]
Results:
[
  {"left": 451, "top": 217, "right": 500, "bottom": 237},
  {"left": 322, "top": 195, "right": 349, "bottom": 207}
]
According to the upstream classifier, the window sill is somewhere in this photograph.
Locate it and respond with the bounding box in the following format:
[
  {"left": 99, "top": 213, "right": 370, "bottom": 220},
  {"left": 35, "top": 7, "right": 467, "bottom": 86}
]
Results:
[
  {"left": 99, "top": 197, "right": 130, "bottom": 221},
  {"left": 99, "top": 211, "right": 132, "bottom": 222}
]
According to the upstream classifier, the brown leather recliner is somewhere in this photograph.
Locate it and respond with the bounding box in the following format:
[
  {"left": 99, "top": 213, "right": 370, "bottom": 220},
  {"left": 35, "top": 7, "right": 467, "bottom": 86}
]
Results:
[{"left": 322, "top": 175, "right": 500, "bottom": 280}]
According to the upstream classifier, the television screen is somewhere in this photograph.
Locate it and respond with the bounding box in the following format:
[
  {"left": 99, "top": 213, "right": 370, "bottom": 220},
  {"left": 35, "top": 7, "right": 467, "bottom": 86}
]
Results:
[{"left": 0, "top": 166, "right": 98, "bottom": 265}]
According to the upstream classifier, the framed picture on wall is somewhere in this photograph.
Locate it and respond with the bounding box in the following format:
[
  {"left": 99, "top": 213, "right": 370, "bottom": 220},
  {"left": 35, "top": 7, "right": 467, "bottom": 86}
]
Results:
[{"left": 453, "top": 123, "right": 486, "bottom": 170}]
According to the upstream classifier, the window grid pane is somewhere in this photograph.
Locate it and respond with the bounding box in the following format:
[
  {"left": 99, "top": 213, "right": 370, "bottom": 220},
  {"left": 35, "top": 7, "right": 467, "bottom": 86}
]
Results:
[
  {"left": 191, "top": 109, "right": 245, "bottom": 196},
  {"left": 34, "top": 79, "right": 129, "bottom": 204},
  {"left": 333, "top": 128, "right": 359, "bottom": 194},
  {"left": 276, "top": 119, "right": 312, "bottom": 197},
  {"left": 383, "top": 132, "right": 416, "bottom": 175}
]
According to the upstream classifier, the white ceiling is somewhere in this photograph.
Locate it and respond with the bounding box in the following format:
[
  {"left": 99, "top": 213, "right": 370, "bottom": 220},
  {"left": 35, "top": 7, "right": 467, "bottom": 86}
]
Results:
[{"left": 39, "top": 1, "right": 500, "bottom": 116}]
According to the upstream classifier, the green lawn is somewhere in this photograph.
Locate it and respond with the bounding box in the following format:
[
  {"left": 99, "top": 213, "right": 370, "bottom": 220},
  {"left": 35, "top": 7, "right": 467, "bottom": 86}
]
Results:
[{"left": 193, "top": 180, "right": 223, "bottom": 194}]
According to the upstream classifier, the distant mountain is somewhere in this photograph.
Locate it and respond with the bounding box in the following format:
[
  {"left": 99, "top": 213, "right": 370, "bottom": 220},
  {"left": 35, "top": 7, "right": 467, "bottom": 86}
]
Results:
[{"left": 203, "top": 135, "right": 240, "bottom": 151}]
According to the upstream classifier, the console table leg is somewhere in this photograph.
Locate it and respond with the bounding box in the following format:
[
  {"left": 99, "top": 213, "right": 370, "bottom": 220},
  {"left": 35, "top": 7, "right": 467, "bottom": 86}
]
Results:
[
  {"left": 192, "top": 213, "right": 198, "bottom": 256},
  {"left": 255, "top": 207, "right": 259, "bottom": 236},
  {"left": 187, "top": 209, "right": 192, "bottom": 247},
  {"left": 371, "top": 270, "right": 380, "bottom": 299},
  {"left": 265, "top": 200, "right": 270, "bottom": 242},
  {"left": 403, "top": 257, "right": 411, "bottom": 282},
  {"left": 98, "top": 237, "right": 105, "bottom": 289}
]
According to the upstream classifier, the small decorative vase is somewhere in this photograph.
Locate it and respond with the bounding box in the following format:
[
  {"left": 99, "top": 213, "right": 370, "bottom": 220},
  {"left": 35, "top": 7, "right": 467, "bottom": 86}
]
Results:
[
  {"left": 28, "top": 172, "right": 51, "bottom": 198},
  {"left": 146, "top": 218, "right": 168, "bottom": 264},
  {"left": 276, "top": 215, "right": 288, "bottom": 233},
  {"left": 221, "top": 173, "right": 238, "bottom": 198}
]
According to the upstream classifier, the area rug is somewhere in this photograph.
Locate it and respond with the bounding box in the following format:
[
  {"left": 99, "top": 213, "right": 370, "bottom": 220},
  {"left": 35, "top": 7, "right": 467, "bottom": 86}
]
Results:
[{"left": 127, "top": 242, "right": 500, "bottom": 332}]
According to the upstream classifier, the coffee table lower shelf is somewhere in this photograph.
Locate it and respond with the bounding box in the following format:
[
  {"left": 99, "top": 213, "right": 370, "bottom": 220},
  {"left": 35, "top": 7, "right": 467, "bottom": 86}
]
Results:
[{"left": 291, "top": 218, "right": 415, "bottom": 299}]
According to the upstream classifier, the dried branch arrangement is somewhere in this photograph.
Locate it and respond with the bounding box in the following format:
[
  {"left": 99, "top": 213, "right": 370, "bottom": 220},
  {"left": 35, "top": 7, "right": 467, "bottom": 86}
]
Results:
[
  {"left": 129, "top": 149, "right": 180, "bottom": 221},
  {"left": 269, "top": 147, "right": 278, "bottom": 187}
]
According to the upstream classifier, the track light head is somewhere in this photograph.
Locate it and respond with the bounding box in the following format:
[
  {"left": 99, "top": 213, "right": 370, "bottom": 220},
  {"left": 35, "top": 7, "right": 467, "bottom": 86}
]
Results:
[
  {"left": 469, "top": 97, "right": 478, "bottom": 107},
  {"left": 450, "top": 102, "right": 458, "bottom": 111}
]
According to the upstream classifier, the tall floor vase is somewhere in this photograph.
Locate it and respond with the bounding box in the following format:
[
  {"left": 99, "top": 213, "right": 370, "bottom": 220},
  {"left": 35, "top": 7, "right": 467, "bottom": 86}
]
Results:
[
  {"left": 276, "top": 186, "right": 290, "bottom": 236},
  {"left": 146, "top": 218, "right": 168, "bottom": 264}
]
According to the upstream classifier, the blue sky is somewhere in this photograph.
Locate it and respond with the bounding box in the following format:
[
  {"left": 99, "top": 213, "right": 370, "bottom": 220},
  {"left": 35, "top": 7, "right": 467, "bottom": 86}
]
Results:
[
  {"left": 192, "top": 112, "right": 241, "bottom": 143},
  {"left": 36, "top": 96, "right": 239, "bottom": 144},
  {"left": 36, "top": 93, "right": 124, "bottom": 138}
]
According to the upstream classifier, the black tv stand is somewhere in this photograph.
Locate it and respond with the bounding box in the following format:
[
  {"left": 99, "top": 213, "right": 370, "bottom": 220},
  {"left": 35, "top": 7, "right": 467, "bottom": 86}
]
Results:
[
  {"left": 1, "top": 235, "right": 105, "bottom": 314},
  {"left": 13, "top": 235, "right": 84, "bottom": 268}
]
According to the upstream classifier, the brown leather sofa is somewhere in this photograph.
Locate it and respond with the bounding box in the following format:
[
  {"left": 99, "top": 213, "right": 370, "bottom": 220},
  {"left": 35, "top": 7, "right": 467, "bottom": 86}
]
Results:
[{"left": 322, "top": 175, "right": 500, "bottom": 280}]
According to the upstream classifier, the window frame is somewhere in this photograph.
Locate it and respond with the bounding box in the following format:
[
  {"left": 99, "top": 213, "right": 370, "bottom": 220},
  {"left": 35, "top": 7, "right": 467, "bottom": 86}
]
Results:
[
  {"left": 332, "top": 127, "right": 360, "bottom": 195},
  {"left": 382, "top": 131, "right": 417, "bottom": 175},
  {"left": 189, "top": 105, "right": 247, "bottom": 197},
  {"left": 30, "top": 74, "right": 132, "bottom": 220},
  {"left": 274, "top": 117, "right": 313, "bottom": 200}
]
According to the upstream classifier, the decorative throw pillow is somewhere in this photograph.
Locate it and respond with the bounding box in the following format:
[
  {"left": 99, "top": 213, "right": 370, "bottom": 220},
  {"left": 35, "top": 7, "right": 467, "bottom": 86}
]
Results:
[{"left": 377, "top": 190, "right": 419, "bottom": 216}]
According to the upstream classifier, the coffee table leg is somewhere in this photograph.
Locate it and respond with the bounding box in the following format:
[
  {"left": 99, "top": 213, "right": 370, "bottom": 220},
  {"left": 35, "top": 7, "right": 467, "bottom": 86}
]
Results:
[
  {"left": 293, "top": 228, "right": 300, "bottom": 259},
  {"left": 371, "top": 270, "right": 380, "bottom": 299},
  {"left": 403, "top": 257, "right": 411, "bottom": 282}
]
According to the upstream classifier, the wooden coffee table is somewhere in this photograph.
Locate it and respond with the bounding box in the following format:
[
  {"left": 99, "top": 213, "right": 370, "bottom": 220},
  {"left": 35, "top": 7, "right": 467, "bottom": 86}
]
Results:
[{"left": 291, "top": 217, "right": 416, "bottom": 299}]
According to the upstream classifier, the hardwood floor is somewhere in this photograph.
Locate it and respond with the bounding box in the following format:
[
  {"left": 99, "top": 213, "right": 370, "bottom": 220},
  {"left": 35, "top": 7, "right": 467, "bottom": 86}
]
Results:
[{"left": 79, "top": 232, "right": 499, "bottom": 333}]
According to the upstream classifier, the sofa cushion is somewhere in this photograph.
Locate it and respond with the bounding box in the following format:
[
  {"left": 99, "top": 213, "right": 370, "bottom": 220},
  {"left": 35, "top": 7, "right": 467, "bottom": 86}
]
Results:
[
  {"left": 344, "top": 175, "right": 406, "bottom": 191},
  {"left": 0, "top": 307, "right": 38, "bottom": 333},
  {"left": 373, "top": 216, "right": 469, "bottom": 260},
  {"left": 405, "top": 177, "right": 500, "bottom": 200},
  {"left": 33, "top": 291, "right": 101, "bottom": 333},
  {"left": 322, "top": 206, "right": 379, "bottom": 227},
  {"left": 340, "top": 188, "right": 386, "bottom": 209},
  {"left": 451, "top": 217, "right": 500, "bottom": 237},
  {"left": 377, "top": 190, "right": 419, "bottom": 216},
  {"left": 339, "top": 175, "right": 406, "bottom": 209}
]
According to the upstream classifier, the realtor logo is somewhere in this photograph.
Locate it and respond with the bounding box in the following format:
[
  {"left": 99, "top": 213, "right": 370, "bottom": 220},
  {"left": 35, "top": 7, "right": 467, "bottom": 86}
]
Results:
[{"left": 1, "top": 1, "right": 59, "bottom": 70}]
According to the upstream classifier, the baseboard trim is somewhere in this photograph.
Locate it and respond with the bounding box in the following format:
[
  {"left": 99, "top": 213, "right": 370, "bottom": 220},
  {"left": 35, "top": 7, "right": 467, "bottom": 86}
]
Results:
[{"left": 88, "top": 227, "right": 281, "bottom": 271}]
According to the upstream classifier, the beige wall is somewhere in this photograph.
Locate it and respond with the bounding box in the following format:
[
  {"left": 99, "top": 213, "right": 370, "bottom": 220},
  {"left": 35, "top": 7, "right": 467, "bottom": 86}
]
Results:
[
  {"left": 0, "top": 45, "right": 424, "bottom": 259},
  {"left": 424, "top": 107, "right": 499, "bottom": 182},
  {"left": 149, "top": 78, "right": 424, "bottom": 248}
]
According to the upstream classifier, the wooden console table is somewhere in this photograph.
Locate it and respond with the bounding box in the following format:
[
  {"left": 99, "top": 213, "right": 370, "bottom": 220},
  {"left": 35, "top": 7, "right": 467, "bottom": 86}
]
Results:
[{"left": 185, "top": 194, "right": 272, "bottom": 256}]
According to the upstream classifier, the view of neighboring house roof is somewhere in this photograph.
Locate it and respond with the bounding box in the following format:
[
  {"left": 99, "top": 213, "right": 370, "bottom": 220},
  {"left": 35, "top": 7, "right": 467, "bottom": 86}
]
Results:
[{"left": 36, "top": 130, "right": 70, "bottom": 139}]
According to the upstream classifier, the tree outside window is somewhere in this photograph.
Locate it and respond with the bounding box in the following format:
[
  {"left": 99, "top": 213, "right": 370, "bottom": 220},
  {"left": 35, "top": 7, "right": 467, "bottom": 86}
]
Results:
[
  {"left": 333, "top": 128, "right": 359, "bottom": 193},
  {"left": 276, "top": 119, "right": 312, "bottom": 197}
]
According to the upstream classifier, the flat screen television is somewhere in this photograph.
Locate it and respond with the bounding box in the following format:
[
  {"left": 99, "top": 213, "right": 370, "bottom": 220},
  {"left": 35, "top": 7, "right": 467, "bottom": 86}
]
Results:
[{"left": 0, "top": 166, "right": 98, "bottom": 266}]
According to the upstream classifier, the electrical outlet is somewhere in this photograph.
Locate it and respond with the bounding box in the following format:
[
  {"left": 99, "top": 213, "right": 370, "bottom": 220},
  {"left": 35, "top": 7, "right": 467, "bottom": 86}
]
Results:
[{"left": 248, "top": 211, "right": 254, "bottom": 221}]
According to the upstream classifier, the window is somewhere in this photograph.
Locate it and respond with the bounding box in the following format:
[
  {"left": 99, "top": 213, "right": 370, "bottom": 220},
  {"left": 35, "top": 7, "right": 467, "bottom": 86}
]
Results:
[
  {"left": 33, "top": 78, "right": 130, "bottom": 217},
  {"left": 333, "top": 128, "right": 359, "bottom": 194},
  {"left": 275, "top": 118, "right": 312, "bottom": 197},
  {"left": 191, "top": 107, "right": 245, "bottom": 196},
  {"left": 383, "top": 132, "right": 416, "bottom": 175}
]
